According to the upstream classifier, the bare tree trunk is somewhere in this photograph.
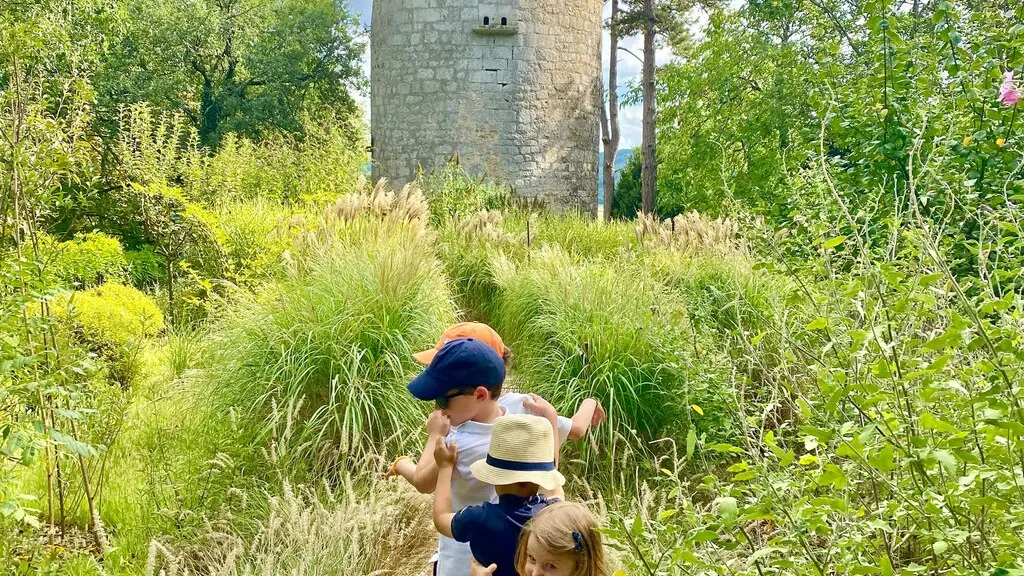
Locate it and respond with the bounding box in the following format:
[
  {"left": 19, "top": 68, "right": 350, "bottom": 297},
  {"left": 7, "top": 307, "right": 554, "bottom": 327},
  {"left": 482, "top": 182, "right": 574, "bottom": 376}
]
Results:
[
  {"left": 599, "top": 0, "right": 621, "bottom": 222},
  {"left": 641, "top": 0, "right": 658, "bottom": 215},
  {"left": 9, "top": 56, "right": 56, "bottom": 537}
]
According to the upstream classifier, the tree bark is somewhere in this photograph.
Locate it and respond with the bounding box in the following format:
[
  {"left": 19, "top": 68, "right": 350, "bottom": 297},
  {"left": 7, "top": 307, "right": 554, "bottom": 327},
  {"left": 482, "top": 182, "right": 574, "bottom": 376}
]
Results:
[
  {"left": 599, "top": 0, "right": 621, "bottom": 221},
  {"left": 640, "top": 0, "right": 658, "bottom": 215}
]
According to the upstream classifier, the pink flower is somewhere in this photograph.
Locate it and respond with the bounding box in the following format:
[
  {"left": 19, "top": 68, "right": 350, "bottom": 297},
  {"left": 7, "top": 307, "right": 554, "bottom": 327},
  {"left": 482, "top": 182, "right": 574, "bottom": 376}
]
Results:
[{"left": 999, "top": 71, "right": 1021, "bottom": 107}]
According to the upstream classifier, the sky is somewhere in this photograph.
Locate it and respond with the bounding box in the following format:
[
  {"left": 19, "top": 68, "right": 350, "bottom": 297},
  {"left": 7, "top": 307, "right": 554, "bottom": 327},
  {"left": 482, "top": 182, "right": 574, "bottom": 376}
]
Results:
[{"left": 347, "top": 0, "right": 675, "bottom": 149}]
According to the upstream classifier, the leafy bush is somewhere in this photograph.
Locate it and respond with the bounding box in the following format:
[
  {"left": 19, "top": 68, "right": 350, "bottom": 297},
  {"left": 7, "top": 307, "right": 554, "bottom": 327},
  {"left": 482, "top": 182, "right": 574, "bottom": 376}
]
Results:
[
  {"left": 418, "top": 161, "right": 510, "bottom": 226},
  {"left": 46, "top": 232, "right": 128, "bottom": 288},
  {"left": 59, "top": 283, "right": 165, "bottom": 350},
  {"left": 124, "top": 246, "right": 164, "bottom": 288},
  {"left": 216, "top": 199, "right": 310, "bottom": 287}
]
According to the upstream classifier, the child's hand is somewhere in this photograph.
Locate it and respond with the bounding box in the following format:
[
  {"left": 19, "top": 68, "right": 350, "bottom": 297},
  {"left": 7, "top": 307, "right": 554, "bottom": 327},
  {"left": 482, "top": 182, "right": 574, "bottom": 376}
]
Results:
[
  {"left": 433, "top": 436, "right": 458, "bottom": 468},
  {"left": 591, "top": 399, "right": 606, "bottom": 426},
  {"left": 523, "top": 393, "right": 558, "bottom": 421},
  {"left": 426, "top": 410, "right": 451, "bottom": 437},
  {"left": 470, "top": 560, "right": 498, "bottom": 575}
]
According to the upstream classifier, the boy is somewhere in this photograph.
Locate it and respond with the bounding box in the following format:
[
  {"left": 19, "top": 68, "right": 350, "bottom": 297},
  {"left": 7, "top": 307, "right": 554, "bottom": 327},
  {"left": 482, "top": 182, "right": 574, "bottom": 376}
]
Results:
[
  {"left": 400, "top": 337, "right": 581, "bottom": 576},
  {"left": 387, "top": 322, "right": 605, "bottom": 481},
  {"left": 432, "top": 412, "right": 564, "bottom": 576}
]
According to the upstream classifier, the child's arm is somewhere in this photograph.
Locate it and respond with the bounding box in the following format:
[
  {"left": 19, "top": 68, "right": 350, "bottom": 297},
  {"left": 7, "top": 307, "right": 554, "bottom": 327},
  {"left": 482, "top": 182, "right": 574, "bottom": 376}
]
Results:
[
  {"left": 432, "top": 437, "right": 458, "bottom": 538},
  {"left": 525, "top": 393, "right": 565, "bottom": 500},
  {"left": 567, "top": 398, "right": 605, "bottom": 440},
  {"left": 412, "top": 411, "right": 451, "bottom": 494}
]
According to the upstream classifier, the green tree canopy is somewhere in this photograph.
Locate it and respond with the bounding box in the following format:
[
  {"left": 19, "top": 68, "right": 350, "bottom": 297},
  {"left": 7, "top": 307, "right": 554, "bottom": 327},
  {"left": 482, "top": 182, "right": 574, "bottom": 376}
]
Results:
[{"left": 97, "top": 0, "right": 365, "bottom": 146}]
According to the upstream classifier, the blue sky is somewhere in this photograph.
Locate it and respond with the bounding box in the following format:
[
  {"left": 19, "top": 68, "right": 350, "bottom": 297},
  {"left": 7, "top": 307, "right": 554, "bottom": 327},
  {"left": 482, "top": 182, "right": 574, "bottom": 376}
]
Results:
[{"left": 347, "top": 0, "right": 674, "bottom": 149}]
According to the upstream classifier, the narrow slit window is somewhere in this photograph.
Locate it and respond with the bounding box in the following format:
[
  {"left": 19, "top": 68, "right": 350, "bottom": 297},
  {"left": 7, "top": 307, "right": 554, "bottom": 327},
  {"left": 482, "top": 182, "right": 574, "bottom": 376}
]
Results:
[{"left": 483, "top": 16, "right": 490, "bottom": 25}]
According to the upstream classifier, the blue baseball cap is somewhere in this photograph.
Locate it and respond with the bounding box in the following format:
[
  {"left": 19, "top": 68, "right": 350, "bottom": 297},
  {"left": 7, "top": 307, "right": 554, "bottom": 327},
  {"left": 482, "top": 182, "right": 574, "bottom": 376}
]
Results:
[{"left": 407, "top": 338, "right": 506, "bottom": 401}]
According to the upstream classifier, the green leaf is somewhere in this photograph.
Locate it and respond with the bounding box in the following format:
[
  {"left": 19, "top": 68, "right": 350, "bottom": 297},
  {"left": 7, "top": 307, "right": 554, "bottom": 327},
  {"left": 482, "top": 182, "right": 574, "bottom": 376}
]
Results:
[
  {"left": 690, "top": 530, "right": 718, "bottom": 543},
  {"left": 726, "top": 461, "right": 750, "bottom": 473},
  {"left": 933, "top": 540, "right": 948, "bottom": 555},
  {"left": 806, "top": 317, "right": 828, "bottom": 330},
  {"left": 934, "top": 449, "right": 957, "bottom": 476},
  {"left": 686, "top": 428, "right": 697, "bottom": 459},
  {"left": 747, "top": 546, "right": 784, "bottom": 566},
  {"left": 630, "top": 515, "right": 643, "bottom": 537},
  {"left": 880, "top": 555, "right": 895, "bottom": 576},
  {"left": 714, "top": 496, "right": 738, "bottom": 526},
  {"left": 868, "top": 444, "right": 896, "bottom": 473},
  {"left": 658, "top": 509, "right": 677, "bottom": 521},
  {"left": 711, "top": 443, "right": 745, "bottom": 454},
  {"left": 822, "top": 235, "right": 846, "bottom": 249},
  {"left": 48, "top": 430, "right": 98, "bottom": 457}
]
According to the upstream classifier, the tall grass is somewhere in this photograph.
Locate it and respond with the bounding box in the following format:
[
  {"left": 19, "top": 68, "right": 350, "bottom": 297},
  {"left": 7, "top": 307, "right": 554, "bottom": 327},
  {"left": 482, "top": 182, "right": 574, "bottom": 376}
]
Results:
[
  {"left": 145, "top": 477, "right": 435, "bottom": 576},
  {"left": 489, "top": 246, "right": 707, "bottom": 455},
  {"left": 201, "top": 185, "right": 456, "bottom": 480}
]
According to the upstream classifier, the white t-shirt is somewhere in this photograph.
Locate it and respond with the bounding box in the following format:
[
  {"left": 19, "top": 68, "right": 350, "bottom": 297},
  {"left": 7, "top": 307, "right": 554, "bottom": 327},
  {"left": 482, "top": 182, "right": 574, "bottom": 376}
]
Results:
[{"left": 435, "top": 393, "right": 573, "bottom": 576}]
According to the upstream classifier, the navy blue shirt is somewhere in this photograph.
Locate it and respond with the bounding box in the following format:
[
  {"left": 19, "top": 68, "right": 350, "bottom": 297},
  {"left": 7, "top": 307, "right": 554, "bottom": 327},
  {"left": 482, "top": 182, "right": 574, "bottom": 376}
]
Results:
[{"left": 451, "top": 494, "right": 557, "bottom": 576}]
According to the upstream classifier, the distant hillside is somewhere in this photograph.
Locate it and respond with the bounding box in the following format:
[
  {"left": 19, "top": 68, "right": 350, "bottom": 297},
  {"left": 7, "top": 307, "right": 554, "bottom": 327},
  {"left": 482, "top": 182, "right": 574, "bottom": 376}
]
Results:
[{"left": 597, "top": 148, "right": 635, "bottom": 205}]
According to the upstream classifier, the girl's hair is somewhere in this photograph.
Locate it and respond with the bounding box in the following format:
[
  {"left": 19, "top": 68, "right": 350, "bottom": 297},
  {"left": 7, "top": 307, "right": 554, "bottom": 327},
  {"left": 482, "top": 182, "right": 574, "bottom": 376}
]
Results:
[{"left": 515, "top": 501, "right": 607, "bottom": 576}]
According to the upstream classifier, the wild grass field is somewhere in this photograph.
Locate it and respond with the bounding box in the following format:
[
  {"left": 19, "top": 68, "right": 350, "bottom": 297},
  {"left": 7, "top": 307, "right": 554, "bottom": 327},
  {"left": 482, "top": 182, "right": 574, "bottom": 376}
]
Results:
[{"left": 4, "top": 0, "right": 1024, "bottom": 574}]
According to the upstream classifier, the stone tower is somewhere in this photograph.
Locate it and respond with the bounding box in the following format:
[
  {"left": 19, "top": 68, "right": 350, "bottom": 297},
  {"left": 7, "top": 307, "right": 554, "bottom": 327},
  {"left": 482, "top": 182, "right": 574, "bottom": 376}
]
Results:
[{"left": 370, "top": 0, "right": 602, "bottom": 213}]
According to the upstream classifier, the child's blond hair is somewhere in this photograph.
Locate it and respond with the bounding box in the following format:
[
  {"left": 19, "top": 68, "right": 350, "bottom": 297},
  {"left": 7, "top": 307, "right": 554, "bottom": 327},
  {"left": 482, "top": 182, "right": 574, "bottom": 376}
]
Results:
[{"left": 515, "top": 501, "right": 607, "bottom": 576}]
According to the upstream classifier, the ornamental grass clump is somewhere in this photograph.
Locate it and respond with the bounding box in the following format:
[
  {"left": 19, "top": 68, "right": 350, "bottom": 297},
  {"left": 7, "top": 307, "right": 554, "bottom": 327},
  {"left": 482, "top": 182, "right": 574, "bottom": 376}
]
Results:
[
  {"left": 202, "top": 185, "right": 455, "bottom": 480},
  {"left": 490, "top": 246, "right": 695, "bottom": 449}
]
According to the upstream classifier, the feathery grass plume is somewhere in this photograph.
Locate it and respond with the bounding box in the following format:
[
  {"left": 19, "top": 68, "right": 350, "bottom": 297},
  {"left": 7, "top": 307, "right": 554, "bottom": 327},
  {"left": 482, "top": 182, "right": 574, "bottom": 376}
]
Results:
[
  {"left": 456, "top": 209, "right": 518, "bottom": 244},
  {"left": 150, "top": 474, "right": 435, "bottom": 576},
  {"left": 200, "top": 181, "right": 455, "bottom": 481},
  {"left": 635, "top": 210, "right": 741, "bottom": 255}
]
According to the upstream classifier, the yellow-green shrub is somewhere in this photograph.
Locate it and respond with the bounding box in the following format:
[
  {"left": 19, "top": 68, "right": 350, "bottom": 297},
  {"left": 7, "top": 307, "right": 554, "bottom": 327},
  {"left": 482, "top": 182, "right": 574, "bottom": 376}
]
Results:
[
  {"left": 47, "top": 232, "right": 128, "bottom": 288},
  {"left": 58, "top": 283, "right": 165, "bottom": 350}
]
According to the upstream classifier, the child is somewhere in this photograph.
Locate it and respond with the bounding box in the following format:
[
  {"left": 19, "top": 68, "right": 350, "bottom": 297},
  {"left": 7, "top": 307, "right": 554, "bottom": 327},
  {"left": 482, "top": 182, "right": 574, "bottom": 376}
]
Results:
[
  {"left": 398, "top": 337, "right": 576, "bottom": 576},
  {"left": 515, "top": 502, "right": 608, "bottom": 576},
  {"left": 432, "top": 412, "right": 565, "bottom": 576},
  {"left": 470, "top": 502, "right": 608, "bottom": 576},
  {"left": 387, "top": 323, "right": 606, "bottom": 481}
]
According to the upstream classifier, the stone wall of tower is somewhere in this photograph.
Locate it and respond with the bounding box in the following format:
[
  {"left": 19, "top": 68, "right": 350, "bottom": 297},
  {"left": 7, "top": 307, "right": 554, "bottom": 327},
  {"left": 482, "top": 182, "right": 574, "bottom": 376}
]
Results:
[{"left": 370, "top": 0, "right": 601, "bottom": 213}]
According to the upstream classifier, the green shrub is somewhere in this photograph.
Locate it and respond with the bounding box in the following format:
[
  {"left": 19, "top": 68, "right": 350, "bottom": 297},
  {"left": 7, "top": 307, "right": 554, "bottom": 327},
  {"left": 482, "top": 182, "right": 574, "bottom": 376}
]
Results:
[
  {"left": 203, "top": 206, "right": 455, "bottom": 480},
  {"left": 47, "top": 232, "right": 128, "bottom": 288},
  {"left": 124, "top": 246, "right": 164, "bottom": 288},
  {"left": 417, "top": 161, "right": 509, "bottom": 226},
  {"left": 216, "top": 199, "right": 309, "bottom": 286},
  {"left": 59, "top": 283, "right": 165, "bottom": 350}
]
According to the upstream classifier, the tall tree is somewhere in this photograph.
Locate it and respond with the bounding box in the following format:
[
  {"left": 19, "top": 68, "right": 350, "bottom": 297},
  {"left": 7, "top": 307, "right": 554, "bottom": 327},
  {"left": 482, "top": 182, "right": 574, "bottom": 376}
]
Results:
[
  {"left": 599, "top": 0, "right": 622, "bottom": 221},
  {"left": 640, "top": 0, "right": 658, "bottom": 214},
  {"left": 97, "top": 0, "right": 365, "bottom": 146}
]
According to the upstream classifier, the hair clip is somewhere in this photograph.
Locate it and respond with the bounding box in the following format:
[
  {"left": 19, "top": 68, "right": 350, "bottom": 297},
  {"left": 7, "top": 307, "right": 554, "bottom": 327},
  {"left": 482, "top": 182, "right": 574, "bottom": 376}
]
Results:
[{"left": 572, "top": 531, "right": 584, "bottom": 552}]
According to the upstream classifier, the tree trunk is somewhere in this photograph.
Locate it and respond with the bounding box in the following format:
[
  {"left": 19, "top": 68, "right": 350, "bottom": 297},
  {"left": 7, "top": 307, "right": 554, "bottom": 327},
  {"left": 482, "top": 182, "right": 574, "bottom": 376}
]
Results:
[
  {"left": 599, "top": 0, "right": 621, "bottom": 222},
  {"left": 640, "top": 0, "right": 658, "bottom": 215}
]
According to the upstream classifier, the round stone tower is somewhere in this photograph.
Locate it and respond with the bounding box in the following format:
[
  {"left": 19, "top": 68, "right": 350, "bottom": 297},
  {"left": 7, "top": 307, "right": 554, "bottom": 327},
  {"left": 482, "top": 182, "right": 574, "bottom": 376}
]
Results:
[{"left": 371, "top": 0, "right": 602, "bottom": 213}]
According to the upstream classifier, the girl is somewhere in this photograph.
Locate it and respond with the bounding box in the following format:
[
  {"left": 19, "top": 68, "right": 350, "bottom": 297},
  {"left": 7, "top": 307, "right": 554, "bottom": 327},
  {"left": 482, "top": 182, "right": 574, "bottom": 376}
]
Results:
[{"left": 472, "top": 501, "right": 607, "bottom": 576}]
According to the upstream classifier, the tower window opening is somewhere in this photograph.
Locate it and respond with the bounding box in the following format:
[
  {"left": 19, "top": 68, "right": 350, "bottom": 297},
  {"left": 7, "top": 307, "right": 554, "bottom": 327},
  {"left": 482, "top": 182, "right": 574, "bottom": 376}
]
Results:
[
  {"left": 483, "top": 16, "right": 490, "bottom": 25},
  {"left": 500, "top": 17, "right": 507, "bottom": 25}
]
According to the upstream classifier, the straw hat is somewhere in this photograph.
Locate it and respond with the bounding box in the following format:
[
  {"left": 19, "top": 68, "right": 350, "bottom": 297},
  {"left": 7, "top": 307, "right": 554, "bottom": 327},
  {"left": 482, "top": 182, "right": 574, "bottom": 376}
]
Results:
[{"left": 470, "top": 414, "right": 566, "bottom": 491}]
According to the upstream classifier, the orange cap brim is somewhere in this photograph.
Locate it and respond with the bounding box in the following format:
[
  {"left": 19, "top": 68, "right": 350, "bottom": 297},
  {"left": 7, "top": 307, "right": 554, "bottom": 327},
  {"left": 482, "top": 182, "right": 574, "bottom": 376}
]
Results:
[{"left": 413, "top": 349, "right": 438, "bottom": 365}]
